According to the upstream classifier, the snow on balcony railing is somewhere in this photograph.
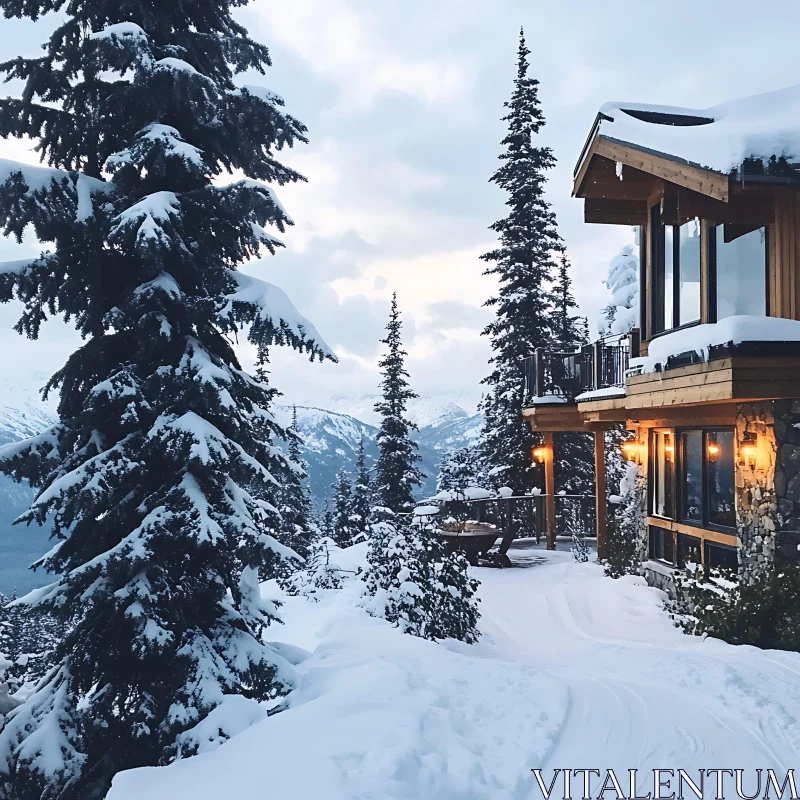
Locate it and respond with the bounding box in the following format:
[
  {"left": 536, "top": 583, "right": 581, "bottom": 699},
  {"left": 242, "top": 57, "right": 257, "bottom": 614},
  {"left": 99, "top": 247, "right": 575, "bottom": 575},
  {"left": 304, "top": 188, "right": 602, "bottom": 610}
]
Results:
[{"left": 522, "top": 330, "right": 639, "bottom": 405}]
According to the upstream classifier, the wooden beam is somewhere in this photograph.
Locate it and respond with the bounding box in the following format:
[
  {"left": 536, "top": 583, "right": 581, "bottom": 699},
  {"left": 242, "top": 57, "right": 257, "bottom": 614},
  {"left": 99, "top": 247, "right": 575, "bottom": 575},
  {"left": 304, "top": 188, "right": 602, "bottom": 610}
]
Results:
[
  {"left": 594, "top": 136, "right": 730, "bottom": 202},
  {"left": 647, "top": 516, "right": 738, "bottom": 546},
  {"left": 544, "top": 432, "right": 556, "bottom": 551},
  {"left": 584, "top": 198, "right": 647, "bottom": 225},
  {"left": 594, "top": 430, "right": 607, "bottom": 560}
]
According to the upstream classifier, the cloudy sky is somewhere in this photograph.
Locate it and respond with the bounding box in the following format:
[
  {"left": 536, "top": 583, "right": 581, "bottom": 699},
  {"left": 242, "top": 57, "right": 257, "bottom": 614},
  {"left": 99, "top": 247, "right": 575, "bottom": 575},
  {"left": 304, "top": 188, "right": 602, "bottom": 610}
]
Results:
[{"left": 1, "top": 0, "right": 799, "bottom": 411}]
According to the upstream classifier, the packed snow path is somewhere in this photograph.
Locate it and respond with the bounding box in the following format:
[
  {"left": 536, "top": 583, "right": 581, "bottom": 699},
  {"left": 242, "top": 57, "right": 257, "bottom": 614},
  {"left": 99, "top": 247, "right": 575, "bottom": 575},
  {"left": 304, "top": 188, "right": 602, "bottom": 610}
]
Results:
[{"left": 109, "top": 546, "right": 800, "bottom": 799}]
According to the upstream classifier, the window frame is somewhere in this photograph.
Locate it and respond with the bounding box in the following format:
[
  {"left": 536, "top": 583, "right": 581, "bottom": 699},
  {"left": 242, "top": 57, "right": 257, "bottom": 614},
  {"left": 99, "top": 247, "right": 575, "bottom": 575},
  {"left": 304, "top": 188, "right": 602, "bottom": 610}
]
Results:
[
  {"left": 676, "top": 426, "right": 737, "bottom": 535},
  {"left": 649, "top": 205, "right": 703, "bottom": 335},
  {"left": 648, "top": 428, "right": 676, "bottom": 521},
  {"left": 708, "top": 223, "right": 770, "bottom": 323},
  {"left": 648, "top": 426, "right": 737, "bottom": 536}
]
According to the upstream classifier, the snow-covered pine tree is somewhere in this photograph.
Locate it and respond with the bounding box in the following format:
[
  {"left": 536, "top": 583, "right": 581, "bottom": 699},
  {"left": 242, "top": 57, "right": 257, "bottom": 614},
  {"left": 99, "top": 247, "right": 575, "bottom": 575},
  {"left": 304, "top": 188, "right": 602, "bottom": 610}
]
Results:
[
  {"left": 374, "top": 294, "right": 423, "bottom": 513},
  {"left": 283, "top": 537, "right": 345, "bottom": 602},
  {"left": 0, "top": 5, "right": 334, "bottom": 797},
  {"left": 551, "top": 252, "right": 585, "bottom": 353},
  {"left": 351, "top": 437, "right": 372, "bottom": 542},
  {"left": 364, "top": 511, "right": 480, "bottom": 643},
  {"left": 550, "top": 252, "right": 594, "bottom": 499},
  {"left": 330, "top": 470, "right": 356, "bottom": 548},
  {"left": 601, "top": 243, "right": 639, "bottom": 335},
  {"left": 480, "top": 28, "right": 560, "bottom": 494},
  {"left": 436, "top": 446, "right": 484, "bottom": 494},
  {"left": 279, "top": 406, "right": 315, "bottom": 560}
]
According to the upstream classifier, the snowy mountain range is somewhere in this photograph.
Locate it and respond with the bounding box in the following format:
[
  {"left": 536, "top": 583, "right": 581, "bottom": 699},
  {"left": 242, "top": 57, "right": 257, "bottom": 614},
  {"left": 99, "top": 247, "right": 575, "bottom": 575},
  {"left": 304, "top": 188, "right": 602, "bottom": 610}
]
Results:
[
  {"left": 275, "top": 395, "right": 482, "bottom": 502},
  {"left": 0, "top": 377, "right": 482, "bottom": 593}
]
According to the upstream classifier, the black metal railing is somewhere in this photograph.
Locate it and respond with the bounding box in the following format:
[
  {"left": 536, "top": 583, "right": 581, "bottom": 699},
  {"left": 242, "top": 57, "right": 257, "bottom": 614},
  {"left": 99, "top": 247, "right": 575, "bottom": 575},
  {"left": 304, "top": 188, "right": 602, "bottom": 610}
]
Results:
[{"left": 523, "top": 329, "right": 640, "bottom": 405}]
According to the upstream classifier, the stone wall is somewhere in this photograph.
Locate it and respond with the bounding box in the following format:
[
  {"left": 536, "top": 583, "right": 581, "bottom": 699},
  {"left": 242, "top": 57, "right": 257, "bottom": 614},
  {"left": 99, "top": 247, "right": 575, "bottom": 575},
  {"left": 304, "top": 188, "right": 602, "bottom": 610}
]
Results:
[{"left": 736, "top": 402, "right": 778, "bottom": 583}]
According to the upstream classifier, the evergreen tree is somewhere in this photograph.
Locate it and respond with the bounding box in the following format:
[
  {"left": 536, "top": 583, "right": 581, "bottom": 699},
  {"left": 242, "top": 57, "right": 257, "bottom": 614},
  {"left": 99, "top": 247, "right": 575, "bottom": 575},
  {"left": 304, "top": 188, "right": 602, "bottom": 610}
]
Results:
[
  {"left": 364, "top": 511, "right": 480, "bottom": 643},
  {"left": 552, "top": 252, "right": 586, "bottom": 353},
  {"left": 283, "top": 537, "right": 346, "bottom": 602},
  {"left": 480, "top": 29, "right": 561, "bottom": 494},
  {"left": 330, "top": 470, "right": 356, "bottom": 548},
  {"left": 279, "top": 406, "right": 315, "bottom": 559},
  {"left": 351, "top": 437, "right": 372, "bottom": 542},
  {"left": 374, "top": 294, "right": 423, "bottom": 513},
  {"left": 550, "top": 251, "right": 594, "bottom": 499},
  {"left": 0, "top": 4, "right": 333, "bottom": 796},
  {"left": 436, "top": 446, "right": 485, "bottom": 494}
]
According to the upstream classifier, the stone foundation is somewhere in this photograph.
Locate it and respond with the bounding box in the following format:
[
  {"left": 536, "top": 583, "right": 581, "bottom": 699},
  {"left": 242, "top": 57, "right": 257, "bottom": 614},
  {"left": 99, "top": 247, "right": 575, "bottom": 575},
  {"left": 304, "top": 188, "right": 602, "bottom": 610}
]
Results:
[{"left": 736, "top": 402, "right": 779, "bottom": 583}]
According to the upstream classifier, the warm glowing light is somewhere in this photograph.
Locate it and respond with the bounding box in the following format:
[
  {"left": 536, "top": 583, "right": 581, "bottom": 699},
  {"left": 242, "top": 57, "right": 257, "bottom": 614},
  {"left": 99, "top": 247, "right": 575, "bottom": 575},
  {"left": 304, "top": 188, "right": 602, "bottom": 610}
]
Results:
[
  {"left": 621, "top": 438, "right": 641, "bottom": 463},
  {"left": 532, "top": 446, "right": 548, "bottom": 464},
  {"left": 664, "top": 434, "right": 674, "bottom": 459},
  {"left": 707, "top": 441, "right": 721, "bottom": 461},
  {"left": 740, "top": 432, "right": 758, "bottom": 468}
]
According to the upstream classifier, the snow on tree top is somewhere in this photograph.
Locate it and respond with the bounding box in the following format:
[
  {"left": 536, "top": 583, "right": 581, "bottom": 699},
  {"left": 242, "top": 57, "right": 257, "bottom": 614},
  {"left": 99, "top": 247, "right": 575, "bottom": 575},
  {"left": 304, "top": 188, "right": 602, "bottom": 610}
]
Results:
[
  {"left": 154, "top": 57, "right": 199, "bottom": 75},
  {"left": 592, "top": 84, "right": 800, "bottom": 174},
  {"left": 88, "top": 22, "right": 147, "bottom": 40},
  {"left": 111, "top": 191, "right": 181, "bottom": 246}
]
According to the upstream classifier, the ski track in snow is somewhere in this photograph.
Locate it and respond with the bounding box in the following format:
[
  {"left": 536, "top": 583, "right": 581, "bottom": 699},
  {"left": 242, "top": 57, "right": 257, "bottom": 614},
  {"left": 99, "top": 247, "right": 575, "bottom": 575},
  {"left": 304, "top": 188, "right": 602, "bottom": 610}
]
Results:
[
  {"left": 479, "top": 553, "right": 800, "bottom": 778},
  {"left": 109, "top": 547, "right": 800, "bottom": 799}
]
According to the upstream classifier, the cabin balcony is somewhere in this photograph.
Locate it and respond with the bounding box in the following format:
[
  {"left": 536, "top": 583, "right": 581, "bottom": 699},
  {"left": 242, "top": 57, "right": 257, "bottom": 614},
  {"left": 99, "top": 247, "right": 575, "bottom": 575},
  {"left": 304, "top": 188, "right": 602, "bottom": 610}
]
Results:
[{"left": 521, "top": 330, "right": 638, "bottom": 431}]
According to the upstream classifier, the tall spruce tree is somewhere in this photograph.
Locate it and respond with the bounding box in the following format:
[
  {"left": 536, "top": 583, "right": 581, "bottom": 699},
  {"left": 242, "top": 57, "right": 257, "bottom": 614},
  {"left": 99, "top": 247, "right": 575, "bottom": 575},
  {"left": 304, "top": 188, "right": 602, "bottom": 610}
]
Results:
[
  {"left": 279, "top": 406, "right": 315, "bottom": 559},
  {"left": 351, "top": 436, "right": 372, "bottom": 542},
  {"left": 330, "top": 470, "right": 356, "bottom": 549},
  {"left": 374, "top": 294, "right": 423, "bottom": 513},
  {"left": 552, "top": 253, "right": 585, "bottom": 352},
  {"left": 551, "top": 252, "right": 594, "bottom": 497},
  {"left": 480, "top": 28, "right": 560, "bottom": 493},
  {"left": 0, "top": 4, "right": 333, "bottom": 797}
]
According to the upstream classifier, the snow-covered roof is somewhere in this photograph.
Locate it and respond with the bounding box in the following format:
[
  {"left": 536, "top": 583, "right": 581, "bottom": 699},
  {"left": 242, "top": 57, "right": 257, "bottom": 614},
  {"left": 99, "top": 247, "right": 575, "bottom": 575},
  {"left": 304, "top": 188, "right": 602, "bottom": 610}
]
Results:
[
  {"left": 581, "top": 84, "right": 800, "bottom": 177},
  {"left": 630, "top": 315, "right": 800, "bottom": 374}
]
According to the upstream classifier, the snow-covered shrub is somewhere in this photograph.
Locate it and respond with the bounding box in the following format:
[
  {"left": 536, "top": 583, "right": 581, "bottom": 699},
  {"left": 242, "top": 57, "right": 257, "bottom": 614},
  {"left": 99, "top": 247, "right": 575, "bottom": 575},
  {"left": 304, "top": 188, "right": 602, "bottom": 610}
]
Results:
[
  {"left": 0, "top": 651, "right": 19, "bottom": 720},
  {"left": 571, "top": 533, "right": 590, "bottom": 563},
  {"left": 604, "top": 463, "right": 645, "bottom": 579},
  {"left": 282, "top": 537, "right": 348, "bottom": 601},
  {"left": 363, "top": 508, "right": 480, "bottom": 643},
  {"left": 668, "top": 565, "right": 800, "bottom": 651}
]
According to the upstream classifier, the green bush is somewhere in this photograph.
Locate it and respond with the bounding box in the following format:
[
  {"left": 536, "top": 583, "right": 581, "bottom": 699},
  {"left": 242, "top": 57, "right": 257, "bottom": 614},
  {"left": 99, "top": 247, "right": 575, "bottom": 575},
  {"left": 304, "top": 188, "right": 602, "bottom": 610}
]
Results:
[{"left": 668, "top": 564, "right": 800, "bottom": 651}]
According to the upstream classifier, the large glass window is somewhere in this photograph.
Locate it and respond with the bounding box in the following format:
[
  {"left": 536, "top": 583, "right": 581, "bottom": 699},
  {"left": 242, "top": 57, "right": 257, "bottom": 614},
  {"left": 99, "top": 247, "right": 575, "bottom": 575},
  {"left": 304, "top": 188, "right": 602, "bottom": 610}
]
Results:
[
  {"left": 651, "top": 211, "right": 701, "bottom": 333},
  {"left": 707, "top": 431, "right": 735, "bottom": 528},
  {"left": 678, "top": 219, "right": 701, "bottom": 326},
  {"left": 681, "top": 431, "right": 703, "bottom": 522},
  {"left": 663, "top": 224, "right": 675, "bottom": 331},
  {"left": 652, "top": 431, "right": 674, "bottom": 518},
  {"left": 714, "top": 225, "right": 767, "bottom": 319}
]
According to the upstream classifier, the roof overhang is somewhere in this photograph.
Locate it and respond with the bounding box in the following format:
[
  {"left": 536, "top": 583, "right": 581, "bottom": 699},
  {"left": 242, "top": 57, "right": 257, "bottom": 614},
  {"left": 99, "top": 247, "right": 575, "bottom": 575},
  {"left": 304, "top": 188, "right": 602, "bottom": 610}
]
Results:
[{"left": 573, "top": 131, "right": 730, "bottom": 203}]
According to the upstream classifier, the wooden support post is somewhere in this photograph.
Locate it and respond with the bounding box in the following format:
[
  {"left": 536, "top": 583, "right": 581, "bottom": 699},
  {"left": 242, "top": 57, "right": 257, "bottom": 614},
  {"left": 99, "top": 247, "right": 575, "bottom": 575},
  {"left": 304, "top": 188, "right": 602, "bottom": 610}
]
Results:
[
  {"left": 594, "top": 429, "right": 608, "bottom": 560},
  {"left": 544, "top": 432, "right": 556, "bottom": 550}
]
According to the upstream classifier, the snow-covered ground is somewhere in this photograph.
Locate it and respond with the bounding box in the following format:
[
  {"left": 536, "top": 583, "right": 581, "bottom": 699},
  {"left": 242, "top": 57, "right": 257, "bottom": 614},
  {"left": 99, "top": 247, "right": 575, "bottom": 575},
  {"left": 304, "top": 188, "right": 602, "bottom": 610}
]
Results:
[{"left": 109, "top": 546, "right": 800, "bottom": 799}]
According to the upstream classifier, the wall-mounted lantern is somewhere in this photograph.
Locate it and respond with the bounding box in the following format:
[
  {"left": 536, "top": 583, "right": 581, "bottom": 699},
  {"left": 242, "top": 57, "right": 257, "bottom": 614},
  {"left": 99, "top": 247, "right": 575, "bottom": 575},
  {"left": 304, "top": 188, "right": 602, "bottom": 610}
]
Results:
[
  {"left": 707, "top": 434, "right": 721, "bottom": 463},
  {"left": 664, "top": 433, "right": 674, "bottom": 461},
  {"left": 531, "top": 445, "right": 548, "bottom": 464},
  {"left": 739, "top": 431, "right": 758, "bottom": 469},
  {"left": 621, "top": 436, "right": 643, "bottom": 464}
]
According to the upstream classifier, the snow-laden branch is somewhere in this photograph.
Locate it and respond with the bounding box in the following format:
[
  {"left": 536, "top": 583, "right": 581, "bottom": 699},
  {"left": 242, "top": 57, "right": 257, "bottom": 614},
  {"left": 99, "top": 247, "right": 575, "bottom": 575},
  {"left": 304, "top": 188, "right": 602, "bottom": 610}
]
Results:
[{"left": 218, "top": 271, "right": 336, "bottom": 361}]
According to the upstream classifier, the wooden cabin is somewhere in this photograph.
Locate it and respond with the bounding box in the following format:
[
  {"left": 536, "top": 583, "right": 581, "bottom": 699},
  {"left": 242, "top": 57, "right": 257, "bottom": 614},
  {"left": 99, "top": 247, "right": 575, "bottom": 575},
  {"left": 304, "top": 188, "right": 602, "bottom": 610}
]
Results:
[{"left": 524, "top": 87, "right": 800, "bottom": 591}]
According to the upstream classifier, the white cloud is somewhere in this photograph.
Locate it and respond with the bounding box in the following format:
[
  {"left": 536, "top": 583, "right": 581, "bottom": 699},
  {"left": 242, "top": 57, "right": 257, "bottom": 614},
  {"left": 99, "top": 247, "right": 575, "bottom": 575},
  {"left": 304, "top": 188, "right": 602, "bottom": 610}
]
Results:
[{"left": 244, "top": 0, "right": 472, "bottom": 114}]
